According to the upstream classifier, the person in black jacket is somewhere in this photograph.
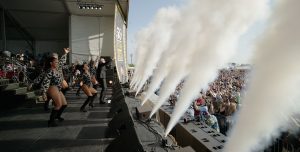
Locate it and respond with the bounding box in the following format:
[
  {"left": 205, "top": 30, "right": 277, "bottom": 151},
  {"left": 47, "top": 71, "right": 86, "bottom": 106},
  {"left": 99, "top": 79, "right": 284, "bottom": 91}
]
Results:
[{"left": 96, "top": 57, "right": 111, "bottom": 104}]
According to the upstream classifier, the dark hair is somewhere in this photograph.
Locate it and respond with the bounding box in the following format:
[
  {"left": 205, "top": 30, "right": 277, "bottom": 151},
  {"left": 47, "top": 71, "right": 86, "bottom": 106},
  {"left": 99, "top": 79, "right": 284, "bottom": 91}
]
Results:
[
  {"left": 89, "top": 60, "right": 94, "bottom": 67},
  {"left": 44, "top": 57, "right": 57, "bottom": 70},
  {"left": 78, "top": 63, "right": 87, "bottom": 73}
]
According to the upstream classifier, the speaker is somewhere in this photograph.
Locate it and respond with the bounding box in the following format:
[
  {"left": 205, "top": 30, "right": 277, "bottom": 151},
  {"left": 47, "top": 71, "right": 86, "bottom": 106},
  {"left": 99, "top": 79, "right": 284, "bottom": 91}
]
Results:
[
  {"left": 106, "top": 76, "right": 145, "bottom": 152},
  {"left": 106, "top": 89, "right": 144, "bottom": 152},
  {"left": 110, "top": 90, "right": 124, "bottom": 103},
  {"left": 125, "top": 89, "right": 136, "bottom": 97},
  {"left": 105, "top": 125, "right": 144, "bottom": 152},
  {"left": 174, "top": 146, "right": 195, "bottom": 152},
  {"left": 108, "top": 98, "right": 126, "bottom": 117},
  {"left": 135, "top": 103, "right": 153, "bottom": 121}
]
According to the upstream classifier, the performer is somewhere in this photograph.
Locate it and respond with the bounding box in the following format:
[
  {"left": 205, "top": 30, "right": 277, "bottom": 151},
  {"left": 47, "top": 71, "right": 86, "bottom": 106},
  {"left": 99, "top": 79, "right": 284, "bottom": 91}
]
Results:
[
  {"left": 31, "top": 49, "right": 69, "bottom": 111},
  {"left": 56, "top": 48, "right": 70, "bottom": 95},
  {"left": 80, "top": 63, "right": 97, "bottom": 112},
  {"left": 41, "top": 56, "right": 68, "bottom": 127},
  {"left": 88, "top": 57, "right": 99, "bottom": 107}
]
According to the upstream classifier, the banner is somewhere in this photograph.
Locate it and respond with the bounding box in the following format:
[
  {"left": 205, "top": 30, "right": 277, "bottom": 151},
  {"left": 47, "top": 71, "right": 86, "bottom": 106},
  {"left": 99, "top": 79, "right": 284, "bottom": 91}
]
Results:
[{"left": 114, "top": 4, "right": 128, "bottom": 83}]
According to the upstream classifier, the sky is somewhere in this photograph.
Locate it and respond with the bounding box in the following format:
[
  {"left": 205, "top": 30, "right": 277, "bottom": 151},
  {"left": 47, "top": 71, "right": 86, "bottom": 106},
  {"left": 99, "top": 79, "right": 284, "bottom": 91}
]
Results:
[
  {"left": 127, "top": 0, "right": 268, "bottom": 64},
  {"left": 127, "top": 0, "right": 184, "bottom": 64}
]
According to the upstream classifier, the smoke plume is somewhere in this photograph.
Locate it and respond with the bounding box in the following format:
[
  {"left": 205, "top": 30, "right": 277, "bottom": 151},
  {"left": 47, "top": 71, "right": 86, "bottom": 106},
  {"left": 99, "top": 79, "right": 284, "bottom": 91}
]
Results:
[
  {"left": 225, "top": 0, "right": 300, "bottom": 151},
  {"left": 132, "top": 0, "right": 277, "bottom": 145},
  {"left": 131, "top": 7, "right": 180, "bottom": 93},
  {"left": 163, "top": 0, "right": 269, "bottom": 136}
]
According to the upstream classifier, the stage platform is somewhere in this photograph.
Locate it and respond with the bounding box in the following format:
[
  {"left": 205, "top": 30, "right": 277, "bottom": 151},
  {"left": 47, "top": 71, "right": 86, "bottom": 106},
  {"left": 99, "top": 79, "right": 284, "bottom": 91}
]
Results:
[
  {"left": 0, "top": 86, "right": 189, "bottom": 152},
  {"left": 0, "top": 88, "right": 113, "bottom": 152}
]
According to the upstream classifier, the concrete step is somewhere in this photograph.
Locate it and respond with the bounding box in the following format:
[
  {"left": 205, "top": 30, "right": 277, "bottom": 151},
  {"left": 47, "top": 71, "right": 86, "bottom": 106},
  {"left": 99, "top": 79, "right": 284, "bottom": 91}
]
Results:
[
  {"left": 19, "top": 82, "right": 28, "bottom": 87},
  {"left": 13, "top": 87, "right": 28, "bottom": 95},
  {"left": 35, "top": 96, "right": 44, "bottom": 104},
  {"left": 0, "top": 79, "right": 10, "bottom": 85},
  {"left": 0, "top": 83, "right": 19, "bottom": 91},
  {"left": 25, "top": 91, "right": 38, "bottom": 100},
  {"left": 14, "top": 91, "right": 38, "bottom": 102}
]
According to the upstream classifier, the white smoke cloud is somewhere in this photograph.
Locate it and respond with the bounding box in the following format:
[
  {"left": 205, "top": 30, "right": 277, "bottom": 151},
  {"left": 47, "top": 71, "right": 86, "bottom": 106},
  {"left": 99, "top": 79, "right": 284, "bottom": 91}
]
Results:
[
  {"left": 225, "top": 0, "right": 300, "bottom": 151},
  {"left": 164, "top": 0, "right": 270, "bottom": 136},
  {"left": 130, "top": 28, "right": 151, "bottom": 88},
  {"left": 132, "top": 0, "right": 276, "bottom": 144},
  {"left": 131, "top": 7, "right": 180, "bottom": 93},
  {"left": 143, "top": 0, "right": 207, "bottom": 110},
  {"left": 140, "top": 56, "right": 171, "bottom": 105}
]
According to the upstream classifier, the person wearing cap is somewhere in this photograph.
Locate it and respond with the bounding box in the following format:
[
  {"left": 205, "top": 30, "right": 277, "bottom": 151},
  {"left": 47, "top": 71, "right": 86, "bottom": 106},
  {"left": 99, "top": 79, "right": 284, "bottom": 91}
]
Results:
[{"left": 193, "top": 95, "right": 208, "bottom": 121}]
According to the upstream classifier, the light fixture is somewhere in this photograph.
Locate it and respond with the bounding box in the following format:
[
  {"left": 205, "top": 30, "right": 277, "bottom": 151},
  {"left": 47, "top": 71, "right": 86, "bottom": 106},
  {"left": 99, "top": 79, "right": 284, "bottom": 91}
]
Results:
[{"left": 77, "top": 1, "right": 103, "bottom": 11}]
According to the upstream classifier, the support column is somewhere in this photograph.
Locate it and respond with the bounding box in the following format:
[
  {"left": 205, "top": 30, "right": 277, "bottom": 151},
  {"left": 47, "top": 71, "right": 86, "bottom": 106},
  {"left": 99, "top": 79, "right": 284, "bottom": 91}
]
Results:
[{"left": 1, "top": 8, "right": 6, "bottom": 51}]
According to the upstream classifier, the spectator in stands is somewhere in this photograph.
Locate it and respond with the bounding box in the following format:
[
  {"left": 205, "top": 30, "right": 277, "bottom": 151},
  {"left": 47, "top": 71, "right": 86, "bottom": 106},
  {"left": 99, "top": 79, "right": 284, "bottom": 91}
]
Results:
[
  {"left": 169, "top": 94, "right": 177, "bottom": 106},
  {"left": 193, "top": 95, "right": 208, "bottom": 121},
  {"left": 161, "top": 68, "right": 248, "bottom": 133},
  {"left": 219, "top": 96, "right": 229, "bottom": 116},
  {"left": 232, "top": 87, "right": 241, "bottom": 109},
  {"left": 212, "top": 92, "right": 223, "bottom": 114},
  {"left": 226, "top": 96, "right": 237, "bottom": 116},
  {"left": 219, "top": 95, "right": 237, "bottom": 116},
  {"left": 203, "top": 111, "right": 220, "bottom": 132}
]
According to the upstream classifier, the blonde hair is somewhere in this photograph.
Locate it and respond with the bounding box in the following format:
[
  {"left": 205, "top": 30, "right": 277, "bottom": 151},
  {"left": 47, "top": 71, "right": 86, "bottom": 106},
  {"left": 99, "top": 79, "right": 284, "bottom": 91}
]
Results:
[
  {"left": 225, "top": 103, "right": 237, "bottom": 116},
  {"left": 52, "top": 53, "right": 58, "bottom": 59}
]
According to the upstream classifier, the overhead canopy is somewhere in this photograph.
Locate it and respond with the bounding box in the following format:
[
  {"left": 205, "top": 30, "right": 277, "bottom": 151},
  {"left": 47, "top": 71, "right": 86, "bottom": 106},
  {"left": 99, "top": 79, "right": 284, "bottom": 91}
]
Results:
[{"left": 0, "top": 0, "right": 129, "bottom": 41}]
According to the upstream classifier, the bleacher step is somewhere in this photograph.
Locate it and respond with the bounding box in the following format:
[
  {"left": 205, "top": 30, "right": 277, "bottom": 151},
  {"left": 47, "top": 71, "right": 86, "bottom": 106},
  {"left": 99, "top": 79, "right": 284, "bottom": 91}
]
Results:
[
  {"left": 13, "top": 87, "right": 28, "bottom": 95},
  {"left": 0, "top": 79, "right": 10, "bottom": 85},
  {"left": 0, "top": 83, "right": 19, "bottom": 91},
  {"left": 24, "top": 91, "right": 38, "bottom": 100},
  {"left": 15, "top": 91, "right": 38, "bottom": 100}
]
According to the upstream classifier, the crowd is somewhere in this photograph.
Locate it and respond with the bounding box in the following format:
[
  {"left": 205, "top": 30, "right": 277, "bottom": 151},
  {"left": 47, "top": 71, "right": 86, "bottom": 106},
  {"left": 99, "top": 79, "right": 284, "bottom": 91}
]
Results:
[
  {"left": 0, "top": 49, "right": 112, "bottom": 127},
  {"left": 135, "top": 66, "right": 300, "bottom": 150},
  {"left": 166, "top": 68, "right": 249, "bottom": 135}
]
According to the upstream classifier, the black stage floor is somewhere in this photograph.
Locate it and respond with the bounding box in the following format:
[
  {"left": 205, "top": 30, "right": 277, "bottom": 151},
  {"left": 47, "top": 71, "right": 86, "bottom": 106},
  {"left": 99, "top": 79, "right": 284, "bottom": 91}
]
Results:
[{"left": 0, "top": 88, "right": 113, "bottom": 152}]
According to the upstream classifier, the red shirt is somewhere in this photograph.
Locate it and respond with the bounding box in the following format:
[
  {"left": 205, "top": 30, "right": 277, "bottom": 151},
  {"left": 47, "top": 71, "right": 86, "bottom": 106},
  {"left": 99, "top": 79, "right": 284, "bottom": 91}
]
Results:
[{"left": 194, "top": 98, "right": 205, "bottom": 115}]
